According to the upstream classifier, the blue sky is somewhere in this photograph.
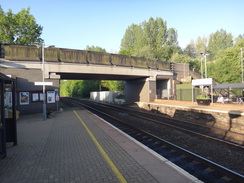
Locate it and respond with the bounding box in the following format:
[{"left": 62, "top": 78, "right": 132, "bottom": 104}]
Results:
[{"left": 1, "top": 0, "right": 244, "bottom": 53}]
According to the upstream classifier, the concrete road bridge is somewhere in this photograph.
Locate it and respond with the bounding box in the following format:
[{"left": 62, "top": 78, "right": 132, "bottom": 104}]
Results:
[{"left": 0, "top": 44, "right": 189, "bottom": 114}]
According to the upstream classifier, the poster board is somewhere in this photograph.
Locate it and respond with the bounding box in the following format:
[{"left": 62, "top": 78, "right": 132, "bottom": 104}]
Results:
[
  {"left": 5, "top": 92, "right": 12, "bottom": 107},
  {"left": 20, "top": 92, "right": 29, "bottom": 105},
  {"left": 32, "top": 93, "right": 39, "bottom": 102},
  {"left": 47, "top": 91, "right": 55, "bottom": 103}
]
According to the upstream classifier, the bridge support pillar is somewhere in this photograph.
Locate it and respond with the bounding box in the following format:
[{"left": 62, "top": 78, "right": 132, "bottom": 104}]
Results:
[{"left": 125, "top": 77, "right": 156, "bottom": 103}]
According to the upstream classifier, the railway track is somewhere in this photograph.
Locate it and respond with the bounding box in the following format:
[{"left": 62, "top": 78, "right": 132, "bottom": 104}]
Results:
[
  {"left": 61, "top": 97, "right": 244, "bottom": 183},
  {"left": 115, "top": 106, "right": 243, "bottom": 147},
  {"left": 66, "top": 98, "right": 244, "bottom": 148}
]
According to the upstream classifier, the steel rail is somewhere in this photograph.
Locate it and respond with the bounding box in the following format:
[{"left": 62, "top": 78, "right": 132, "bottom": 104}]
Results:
[{"left": 75, "top": 99, "right": 244, "bottom": 148}]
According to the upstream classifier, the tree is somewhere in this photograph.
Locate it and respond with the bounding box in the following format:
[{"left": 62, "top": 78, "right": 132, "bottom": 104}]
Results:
[
  {"left": 120, "top": 17, "right": 179, "bottom": 60},
  {"left": 60, "top": 80, "right": 72, "bottom": 97},
  {"left": 235, "top": 34, "right": 244, "bottom": 44},
  {"left": 120, "top": 24, "right": 142, "bottom": 51},
  {"left": 0, "top": 6, "right": 43, "bottom": 44},
  {"left": 195, "top": 36, "right": 208, "bottom": 57},
  {"left": 86, "top": 45, "right": 106, "bottom": 52},
  {"left": 207, "top": 29, "right": 233, "bottom": 60},
  {"left": 101, "top": 81, "right": 124, "bottom": 91},
  {"left": 208, "top": 39, "right": 244, "bottom": 83},
  {"left": 60, "top": 80, "right": 100, "bottom": 98},
  {"left": 184, "top": 40, "right": 197, "bottom": 58}
]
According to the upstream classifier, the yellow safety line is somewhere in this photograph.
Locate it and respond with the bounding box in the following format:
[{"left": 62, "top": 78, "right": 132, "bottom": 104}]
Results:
[{"left": 73, "top": 110, "right": 127, "bottom": 183}]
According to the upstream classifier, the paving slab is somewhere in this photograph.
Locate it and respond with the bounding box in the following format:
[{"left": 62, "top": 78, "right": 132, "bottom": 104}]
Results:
[{"left": 0, "top": 107, "right": 199, "bottom": 183}]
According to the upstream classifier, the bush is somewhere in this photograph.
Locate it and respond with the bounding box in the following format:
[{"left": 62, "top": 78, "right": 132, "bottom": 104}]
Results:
[{"left": 196, "top": 95, "right": 210, "bottom": 100}]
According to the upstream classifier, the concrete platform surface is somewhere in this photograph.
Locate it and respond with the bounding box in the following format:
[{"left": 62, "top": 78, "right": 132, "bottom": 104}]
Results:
[
  {"left": 0, "top": 108, "right": 200, "bottom": 183},
  {"left": 154, "top": 99, "right": 244, "bottom": 113}
]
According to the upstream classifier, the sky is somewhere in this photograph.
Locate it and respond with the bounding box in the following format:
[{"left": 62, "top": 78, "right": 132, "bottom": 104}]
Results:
[{"left": 1, "top": 0, "right": 244, "bottom": 53}]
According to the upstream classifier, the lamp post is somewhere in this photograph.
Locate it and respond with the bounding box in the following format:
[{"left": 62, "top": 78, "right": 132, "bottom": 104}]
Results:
[
  {"left": 200, "top": 56, "right": 204, "bottom": 78},
  {"left": 41, "top": 43, "right": 47, "bottom": 120},
  {"left": 33, "top": 43, "right": 54, "bottom": 120},
  {"left": 241, "top": 48, "right": 243, "bottom": 83},
  {"left": 200, "top": 52, "right": 209, "bottom": 78}
]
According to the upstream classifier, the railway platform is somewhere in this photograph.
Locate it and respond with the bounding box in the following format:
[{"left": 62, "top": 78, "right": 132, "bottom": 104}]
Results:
[
  {"left": 0, "top": 107, "right": 200, "bottom": 183},
  {"left": 144, "top": 99, "right": 244, "bottom": 142},
  {"left": 153, "top": 99, "right": 244, "bottom": 113}
]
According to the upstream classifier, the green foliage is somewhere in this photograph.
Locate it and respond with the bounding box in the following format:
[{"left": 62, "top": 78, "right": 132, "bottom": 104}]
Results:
[
  {"left": 120, "top": 17, "right": 179, "bottom": 60},
  {"left": 118, "top": 49, "right": 132, "bottom": 56},
  {"left": 207, "top": 29, "right": 233, "bottom": 60},
  {"left": 195, "top": 36, "right": 208, "bottom": 56},
  {"left": 170, "top": 52, "right": 191, "bottom": 63},
  {"left": 0, "top": 6, "right": 43, "bottom": 44},
  {"left": 60, "top": 80, "right": 100, "bottom": 98},
  {"left": 184, "top": 40, "right": 197, "bottom": 58},
  {"left": 184, "top": 29, "right": 234, "bottom": 62},
  {"left": 169, "top": 51, "right": 200, "bottom": 70},
  {"left": 208, "top": 39, "right": 244, "bottom": 83},
  {"left": 60, "top": 80, "right": 125, "bottom": 98},
  {"left": 83, "top": 26, "right": 243, "bottom": 89},
  {"left": 60, "top": 80, "right": 72, "bottom": 97},
  {"left": 196, "top": 95, "right": 210, "bottom": 100},
  {"left": 86, "top": 45, "right": 106, "bottom": 52},
  {"left": 101, "top": 81, "right": 124, "bottom": 91},
  {"left": 180, "top": 29, "right": 244, "bottom": 84},
  {"left": 235, "top": 34, "right": 244, "bottom": 43}
]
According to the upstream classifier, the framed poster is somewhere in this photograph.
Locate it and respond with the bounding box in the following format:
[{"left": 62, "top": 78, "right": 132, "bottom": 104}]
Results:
[
  {"left": 20, "top": 92, "right": 29, "bottom": 105},
  {"left": 32, "top": 93, "right": 39, "bottom": 102},
  {"left": 5, "top": 92, "right": 12, "bottom": 107},
  {"left": 40, "top": 93, "right": 45, "bottom": 101},
  {"left": 47, "top": 91, "right": 55, "bottom": 103}
]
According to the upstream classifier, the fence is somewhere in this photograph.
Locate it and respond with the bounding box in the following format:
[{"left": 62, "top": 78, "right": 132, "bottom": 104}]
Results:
[{"left": 176, "top": 88, "right": 201, "bottom": 101}]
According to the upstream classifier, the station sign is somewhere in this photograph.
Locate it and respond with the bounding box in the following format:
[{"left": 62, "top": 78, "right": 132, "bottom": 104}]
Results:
[
  {"left": 192, "top": 78, "right": 212, "bottom": 86},
  {"left": 34, "top": 82, "right": 53, "bottom": 86}
]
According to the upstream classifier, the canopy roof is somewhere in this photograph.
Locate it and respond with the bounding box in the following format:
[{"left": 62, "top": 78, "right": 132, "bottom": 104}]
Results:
[
  {"left": 213, "top": 83, "right": 244, "bottom": 89},
  {"left": 0, "top": 73, "right": 14, "bottom": 84}
]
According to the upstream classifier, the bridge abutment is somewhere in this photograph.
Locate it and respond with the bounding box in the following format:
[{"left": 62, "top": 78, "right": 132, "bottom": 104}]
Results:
[
  {"left": 125, "top": 78, "right": 157, "bottom": 103},
  {"left": 125, "top": 77, "right": 173, "bottom": 103}
]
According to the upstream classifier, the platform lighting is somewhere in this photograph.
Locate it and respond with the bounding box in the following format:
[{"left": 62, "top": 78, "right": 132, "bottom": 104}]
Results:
[
  {"left": 200, "top": 52, "right": 209, "bottom": 78},
  {"left": 34, "top": 43, "right": 55, "bottom": 120},
  {"left": 241, "top": 48, "right": 243, "bottom": 83},
  {"left": 200, "top": 57, "right": 204, "bottom": 78}
]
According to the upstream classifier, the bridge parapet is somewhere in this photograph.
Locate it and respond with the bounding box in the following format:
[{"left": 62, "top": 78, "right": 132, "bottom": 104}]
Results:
[
  {"left": 59, "top": 48, "right": 87, "bottom": 63},
  {"left": 3, "top": 45, "right": 40, "bottom": 61},
  {"left": 0, "top": 44, "right": 172, "bottom": 71},
  {"left": 87, "top": 51, "right": 111, "bottom": 65},
  {"left": 111, "top": 54, "right": 131, "bottom": 67}
]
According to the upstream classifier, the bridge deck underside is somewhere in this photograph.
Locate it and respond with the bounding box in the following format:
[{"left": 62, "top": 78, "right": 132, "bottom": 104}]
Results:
[{"left": 57, "top": 72, "right": 148, "bottom": 80}]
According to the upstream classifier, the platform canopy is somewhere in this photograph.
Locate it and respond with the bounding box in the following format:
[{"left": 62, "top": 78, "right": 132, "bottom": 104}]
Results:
[
  {"left": 0, "top": 73, "right": 13, "bottom": 82},
  {"left": 213, "top": 83, "right": 244, "bottom": 89}
]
